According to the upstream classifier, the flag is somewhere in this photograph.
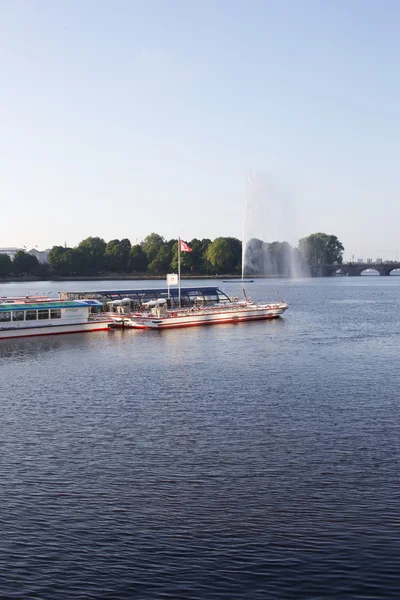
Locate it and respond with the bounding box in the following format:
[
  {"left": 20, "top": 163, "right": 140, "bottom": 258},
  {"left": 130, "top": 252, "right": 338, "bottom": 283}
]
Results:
[
  {"left": 35, "top": 245, "right": 38, "bottom": 248},
  {"left": 179, "top": 240, "right": 192, "bottom": 252}
]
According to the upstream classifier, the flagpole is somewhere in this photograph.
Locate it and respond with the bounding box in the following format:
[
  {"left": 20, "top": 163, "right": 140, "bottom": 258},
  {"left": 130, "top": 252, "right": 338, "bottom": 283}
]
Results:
[{"left": 178, "top": 237, "right": 181, "bottom": 307}]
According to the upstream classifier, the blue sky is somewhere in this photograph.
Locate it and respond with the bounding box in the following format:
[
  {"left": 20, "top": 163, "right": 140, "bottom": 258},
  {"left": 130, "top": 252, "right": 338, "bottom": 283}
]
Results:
[{"left": 1, "top": 0, "right": 400, "bottom": 260}]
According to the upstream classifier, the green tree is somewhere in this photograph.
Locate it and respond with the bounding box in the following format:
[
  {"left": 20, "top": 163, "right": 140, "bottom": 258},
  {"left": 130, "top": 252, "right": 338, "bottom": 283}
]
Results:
[
  {"left": 63, "top": 249, "right": 84, "bottom": 275},
  {"left": 48, "top": 246, "right": 84, "bottom": 276},
  {"left": 77, "top": 237, "right": 107, "bottom": 274},
  {"left": 148, "top": 245, "right": 172, "bottom": 274},
  {"left": 130, "top": 244, "right": 148, "bottom": 272},
  {"left": 170, "top": 238, "right": 212, "bottom": 274},
  {"left": 12, "top": 251, "right": 40, "bottom": 276},
  {"left": 141, "top": 233, "right": 165, "bottom": 263},
  {"left": 166, "top": 238, "right": 178, "bottom": 250},
  {"left": 169, "top": 239, "right": 193, "bottom": 273},
  {"left": 48, "top": 246, "right": 68, "bottom": 274},
  {"left": 0, "top": 254, "right": 12, "bottom": 277},
  {"left": 36, "top": 261, "right": 52, "bottom": 279},
  {"left": 206, "top": 237, "right": 242, "bottom": 274},
  {"left": 199, "top": 238, "right": 212, "bottom": 274},
  {"left": 298, "top": 233, "right": 344, "bottom": 266},
  {"left": 105, "top": 238, "right": 131, "bottom": 272}
]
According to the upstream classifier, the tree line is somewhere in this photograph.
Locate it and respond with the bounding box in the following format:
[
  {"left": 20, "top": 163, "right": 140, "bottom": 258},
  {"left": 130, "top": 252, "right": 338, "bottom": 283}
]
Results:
[{"left": 0, "top": 232, "right": 344, "bottom": 278}]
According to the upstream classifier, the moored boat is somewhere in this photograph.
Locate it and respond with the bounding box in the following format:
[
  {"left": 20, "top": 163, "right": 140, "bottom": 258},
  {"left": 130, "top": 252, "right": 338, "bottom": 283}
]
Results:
[
  {"left": 0, "top": 298, "right": 112, "bottom": 339},
  {"left": 109, "top": 297, "right": 288, "bottom": 330}
]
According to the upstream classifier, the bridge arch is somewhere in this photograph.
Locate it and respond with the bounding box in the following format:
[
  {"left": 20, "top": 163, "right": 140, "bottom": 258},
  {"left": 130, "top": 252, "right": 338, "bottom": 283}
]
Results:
[
  {"left": 360, "top": 269, "right": 380, "bottom": 276},
  {"left": 316, "top": 262, "right": 400, "bottom": 276}
]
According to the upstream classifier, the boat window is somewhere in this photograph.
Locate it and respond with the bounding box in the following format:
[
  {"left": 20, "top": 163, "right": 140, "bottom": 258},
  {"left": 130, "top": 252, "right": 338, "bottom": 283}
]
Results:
[
  {"left": 38, "top": 309, "right": 49, "bottom": 320},
  {"left": 12, "top": 311, "right": 25, "bottom": 321},
  {"left": 26, "top": 310, "right": 37, "bottom": 321},
  {"left": 50, "top": 309, "right": 62, "bottom": 319},
  {"left": 0, "top": 311, "right": 11, "bottom": 322}
]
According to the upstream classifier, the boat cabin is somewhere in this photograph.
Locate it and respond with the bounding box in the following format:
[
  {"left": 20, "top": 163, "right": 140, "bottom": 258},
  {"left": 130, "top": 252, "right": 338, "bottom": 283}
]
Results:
[
  {"left": 0, "top": 299, "right": 102, "bottom": 329},
  {"left": 59, "top": 287, "right": 232, "bottom": 310}
]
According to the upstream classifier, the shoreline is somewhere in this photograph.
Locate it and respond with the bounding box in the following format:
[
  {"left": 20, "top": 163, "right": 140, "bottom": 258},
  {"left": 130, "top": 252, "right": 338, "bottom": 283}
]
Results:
[{"left": 0, "top": 274, "right": 289, "bottom": 283}]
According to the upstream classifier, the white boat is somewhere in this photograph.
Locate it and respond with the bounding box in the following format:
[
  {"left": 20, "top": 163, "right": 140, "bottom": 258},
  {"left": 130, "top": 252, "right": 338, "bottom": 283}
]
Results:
[
  {"left": 109, "top": 297, "right": 288, "bottom": 330},
  {"left": 0, "top": 298, "right": 112, "bottom": 339}
]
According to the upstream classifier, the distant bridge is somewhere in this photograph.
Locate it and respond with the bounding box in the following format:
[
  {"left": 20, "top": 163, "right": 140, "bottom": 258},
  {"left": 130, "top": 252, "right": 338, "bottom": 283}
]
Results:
[{"left": 310, "top": 263, "right": 400, "bottom": 276}]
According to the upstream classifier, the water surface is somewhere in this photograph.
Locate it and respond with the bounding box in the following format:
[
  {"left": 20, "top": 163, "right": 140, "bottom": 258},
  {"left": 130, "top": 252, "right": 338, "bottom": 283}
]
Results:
[{"left": 1, "top": 278, "right": 400, "bottom": 599}]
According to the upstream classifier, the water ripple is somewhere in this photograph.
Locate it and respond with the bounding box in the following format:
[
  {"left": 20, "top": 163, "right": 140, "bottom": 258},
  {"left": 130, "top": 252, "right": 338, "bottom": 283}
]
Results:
[{"left": 1, "top": 278, "right": 400, "bottom": 598}]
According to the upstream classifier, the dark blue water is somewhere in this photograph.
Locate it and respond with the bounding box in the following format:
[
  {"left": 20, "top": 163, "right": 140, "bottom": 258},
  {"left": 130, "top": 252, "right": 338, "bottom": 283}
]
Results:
[{"left": 1, "top": 277, "right": 400, "bottom": 599}]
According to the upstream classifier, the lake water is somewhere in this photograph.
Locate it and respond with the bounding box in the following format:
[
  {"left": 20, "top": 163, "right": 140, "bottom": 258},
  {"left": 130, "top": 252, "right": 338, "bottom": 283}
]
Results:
[{"left": 1, "top": 277, "right": 400, "bottom": 599}]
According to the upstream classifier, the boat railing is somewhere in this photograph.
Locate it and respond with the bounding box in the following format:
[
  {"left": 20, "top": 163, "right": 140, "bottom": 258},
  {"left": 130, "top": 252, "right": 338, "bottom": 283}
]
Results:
[{"left": 89, "top": 312, "right": 114, "bottom": 321}]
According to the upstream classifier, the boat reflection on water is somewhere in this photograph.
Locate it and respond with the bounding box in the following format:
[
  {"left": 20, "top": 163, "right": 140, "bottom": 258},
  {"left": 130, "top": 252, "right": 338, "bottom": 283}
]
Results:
[{"left": 0, "top": 331, "right": 101, "bottom": 363}]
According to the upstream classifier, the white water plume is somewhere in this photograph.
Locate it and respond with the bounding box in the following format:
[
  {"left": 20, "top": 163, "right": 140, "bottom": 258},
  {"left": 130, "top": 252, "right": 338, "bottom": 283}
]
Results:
[{"left": 241, "top": 171, "right": 309, "bottom": 278}]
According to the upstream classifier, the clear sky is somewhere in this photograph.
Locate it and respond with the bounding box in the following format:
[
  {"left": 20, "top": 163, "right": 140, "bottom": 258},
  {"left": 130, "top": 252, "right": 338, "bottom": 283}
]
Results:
[{"left": 1, "top": 0, "right": 400, "bottom": 260}]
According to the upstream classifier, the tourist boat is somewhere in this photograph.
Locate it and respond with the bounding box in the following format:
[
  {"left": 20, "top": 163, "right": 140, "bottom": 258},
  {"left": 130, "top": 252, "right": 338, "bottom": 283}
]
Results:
[
  {"left": 59, "top": 286, "right": 235, "bottom": 306},
  {"left": 0, "top": 297, "right": 112, "bottom": 339},
  {"left": 108, "top": 297, "right": 288, "bottom": 330}
]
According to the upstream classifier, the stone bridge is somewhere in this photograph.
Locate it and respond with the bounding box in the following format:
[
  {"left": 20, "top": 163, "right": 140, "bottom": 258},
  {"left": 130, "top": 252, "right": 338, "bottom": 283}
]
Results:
[{"left": 310, "top": 263, "right": 400, "bottom": 276}]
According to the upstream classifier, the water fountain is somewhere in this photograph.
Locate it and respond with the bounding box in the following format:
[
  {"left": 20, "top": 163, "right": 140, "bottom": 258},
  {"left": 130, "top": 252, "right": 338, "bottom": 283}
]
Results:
[
  {"left": 241, "top": 171, "right": 309, "bottom": 279},
  {"left": 241, "top": 171, "right": 254, "bottom": 282}
]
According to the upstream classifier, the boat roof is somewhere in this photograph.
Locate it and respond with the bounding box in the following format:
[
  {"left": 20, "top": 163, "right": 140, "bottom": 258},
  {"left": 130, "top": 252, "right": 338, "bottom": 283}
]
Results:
[
  {"left": 0, "top": 295, "right": 51, "bottom": 301},
  {"left": 0, "top": 299, "right": 101, "bottom": 312},
  {"left": 60, "top": 287, "right": 231, "bottom": 301}
]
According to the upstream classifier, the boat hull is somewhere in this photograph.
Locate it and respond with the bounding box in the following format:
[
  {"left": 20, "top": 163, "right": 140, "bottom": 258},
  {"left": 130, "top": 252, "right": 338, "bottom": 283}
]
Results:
[
  {"left": 118, "top": 304, "right": 288, "bottom": 330},
  {"left": 0, "top": 320, "right": 111, "bottom": 340}
]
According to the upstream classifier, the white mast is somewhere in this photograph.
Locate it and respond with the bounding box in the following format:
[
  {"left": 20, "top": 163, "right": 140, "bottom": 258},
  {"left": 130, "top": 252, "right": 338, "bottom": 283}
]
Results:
[{"left": 178, "top": 237, "right": 181, "bottom": 307}]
